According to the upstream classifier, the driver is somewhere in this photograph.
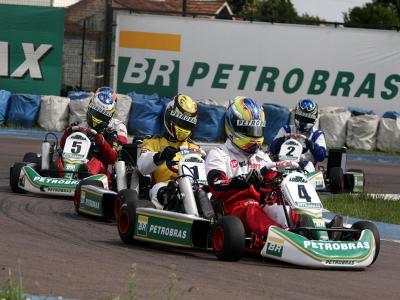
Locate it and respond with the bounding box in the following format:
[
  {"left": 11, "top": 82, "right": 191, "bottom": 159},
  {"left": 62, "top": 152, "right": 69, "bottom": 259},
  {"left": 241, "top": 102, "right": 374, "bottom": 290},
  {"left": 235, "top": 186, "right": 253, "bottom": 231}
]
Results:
[
  {"left": 53, "top": 87, "right": 128, "bottom": 178},
  {"left": 137, "top": 94, "right": 202, "bottom": 209},
  {"left": 270, "top": 98, "right": 326, "bottom": 170},
  {"left": 206, "top": 96, "right": 286, "bottom": 239}
]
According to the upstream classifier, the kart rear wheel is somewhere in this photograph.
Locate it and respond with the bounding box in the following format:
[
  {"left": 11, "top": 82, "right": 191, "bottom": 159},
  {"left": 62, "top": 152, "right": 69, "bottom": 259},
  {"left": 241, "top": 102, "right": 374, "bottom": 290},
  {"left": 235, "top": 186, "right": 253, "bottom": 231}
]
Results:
[
  {"left": 329, "top": 167, "right": 344, "bottom": 194},
  {"left": 352, "top": 221, "right": 380, "bottom": 265},
  {"left": 212, "top": 216, "right": 245, "bottom": 261},
  {"left": 74, "top": 179, "right": 104, "bottom": 213},
  {"left": 9, "top": 162, "right": 27, "bottom": 193}
]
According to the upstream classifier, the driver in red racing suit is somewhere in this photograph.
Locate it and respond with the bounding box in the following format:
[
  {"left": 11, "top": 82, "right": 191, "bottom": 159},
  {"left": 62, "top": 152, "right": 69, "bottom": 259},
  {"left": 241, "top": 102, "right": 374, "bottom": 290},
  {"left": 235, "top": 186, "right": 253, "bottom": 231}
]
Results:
[
  {"left": 206, "top": 97, "right": 289, "bottom": 239},
  {"left": 54, "top": 87, "right": 128, "bottom": 178}
]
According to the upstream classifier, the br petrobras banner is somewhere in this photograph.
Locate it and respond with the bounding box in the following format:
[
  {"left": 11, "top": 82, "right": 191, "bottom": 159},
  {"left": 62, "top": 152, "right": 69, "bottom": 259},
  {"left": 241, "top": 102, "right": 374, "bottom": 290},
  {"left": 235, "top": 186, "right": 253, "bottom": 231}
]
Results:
[
  {"left": 115, "top": 14, "right": 400, "bottom": 114},
  {"left": 0, "top": 4, "right": 64, "bottom": 95}
]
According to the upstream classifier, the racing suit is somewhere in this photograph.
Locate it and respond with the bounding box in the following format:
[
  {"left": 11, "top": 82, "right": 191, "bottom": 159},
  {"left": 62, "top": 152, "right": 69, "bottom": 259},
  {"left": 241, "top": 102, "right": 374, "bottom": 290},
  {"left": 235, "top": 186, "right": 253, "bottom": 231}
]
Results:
[
  {"left": 56, "top": 118, "right": 128, "bottom": 177},
  {"left": 270, "top": 125, "right": 327, "bottom": 168},
  {"left": 206, "top": 139, "right": 283, "bottom": 238},
  {"left": 137, "top": 136, "right": 201, "bottom": 209}
]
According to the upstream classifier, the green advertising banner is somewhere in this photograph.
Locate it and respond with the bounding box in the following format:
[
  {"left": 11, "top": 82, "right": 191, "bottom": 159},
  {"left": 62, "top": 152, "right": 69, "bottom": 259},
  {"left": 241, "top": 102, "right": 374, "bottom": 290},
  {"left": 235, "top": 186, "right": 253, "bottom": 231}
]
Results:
[{"left": 0, "top": 4, "right": 64, "bottom": 95}]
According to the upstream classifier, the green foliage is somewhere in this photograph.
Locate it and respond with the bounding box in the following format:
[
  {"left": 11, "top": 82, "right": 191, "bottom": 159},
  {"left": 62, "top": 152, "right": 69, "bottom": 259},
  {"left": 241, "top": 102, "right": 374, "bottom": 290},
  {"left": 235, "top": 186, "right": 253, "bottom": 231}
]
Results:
[
  {"left": 322, "top": 193, "right": 400, "bottom": 224},
  {"left": 344, "top": 2, "right": 400, "bottom": 29},
  {"left": 0, "top": 270, "right": 26, "bottom": 300},
  {"left": 296, "top": 13, "right": 323, "bottom": 25},
  {"left": 255, "top": 0, "right": 297, "bottom": 23}
]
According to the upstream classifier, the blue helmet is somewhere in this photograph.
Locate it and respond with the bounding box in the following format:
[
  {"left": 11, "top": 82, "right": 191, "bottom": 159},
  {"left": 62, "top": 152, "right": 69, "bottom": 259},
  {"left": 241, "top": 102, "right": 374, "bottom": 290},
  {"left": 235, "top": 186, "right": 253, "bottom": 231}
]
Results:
[
  {"left": 87, "top": 88, "right": 116, "bottom": 130},
  {"left": 294, "top": 99, "right": 318, "bottom": 133}
]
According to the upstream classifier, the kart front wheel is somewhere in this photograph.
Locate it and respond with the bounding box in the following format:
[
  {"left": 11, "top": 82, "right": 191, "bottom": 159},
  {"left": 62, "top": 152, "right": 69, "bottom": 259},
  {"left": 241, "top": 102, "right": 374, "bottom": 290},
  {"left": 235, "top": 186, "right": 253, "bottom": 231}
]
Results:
[
  {"left": 9, "top": 162, "right": 27, "bottom": 193},
  {"left": 330, "top": 167, "right": 344, "bottom": 194},
  {"left": 117, "top": 192, "right": 156, "bottom": 245},
  {"left": 212, "top": 216, "right": 245, "bottom": 261},
  {"left": 352, "top": 221, "right": 380, "bottom": 265}
]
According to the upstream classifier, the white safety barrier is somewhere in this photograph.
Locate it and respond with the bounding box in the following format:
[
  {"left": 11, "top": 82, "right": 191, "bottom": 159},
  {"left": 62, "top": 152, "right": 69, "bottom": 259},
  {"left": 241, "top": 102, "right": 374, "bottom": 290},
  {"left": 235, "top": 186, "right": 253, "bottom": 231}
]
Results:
[
  {"left": 319, "top": 107, "right": 351, "bottom": 149},
  {"left": 68, "top": 93, "right": 93, "bottom": 125},
  {"left": 115, "top": 93, "right": 132, "bottom": 126},
  {"left": 377, "top": 118, "right": 400, "bottom": 152},
  {"left": 346, "top": 114, "right": 380, "bottom": 150},
  {"left": 38, "top": 96, "right": 70, "bottom": 131}
]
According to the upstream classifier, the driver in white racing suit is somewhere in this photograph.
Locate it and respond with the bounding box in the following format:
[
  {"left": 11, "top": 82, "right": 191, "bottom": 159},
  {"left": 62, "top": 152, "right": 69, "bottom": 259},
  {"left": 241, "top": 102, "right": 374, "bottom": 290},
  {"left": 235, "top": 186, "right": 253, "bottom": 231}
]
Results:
[
  {"left": 270, "top": 98, "right": 326, "bottom": 171},
  {"left": 206, "top": 96, "right": 290, "bottom": 239}
]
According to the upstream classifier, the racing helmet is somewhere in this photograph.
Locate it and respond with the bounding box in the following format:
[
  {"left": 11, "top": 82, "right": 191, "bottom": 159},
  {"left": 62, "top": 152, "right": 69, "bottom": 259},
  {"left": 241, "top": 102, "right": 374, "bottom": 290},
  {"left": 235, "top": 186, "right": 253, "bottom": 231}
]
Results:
[
  {"left": 95, "top": 86, "right": 117, "bottom": 102},
  {"left": 225, "top": 96, "right": 266, "bottom": 154},
  {"left": 164, "top": 94, "right": 198, "bottom": 142},
  {"left": 87, "top": 88, "right": 116, "bottom": 131},
  {"left": 294, "top": 99, "right": 318, "bottom": 133}
]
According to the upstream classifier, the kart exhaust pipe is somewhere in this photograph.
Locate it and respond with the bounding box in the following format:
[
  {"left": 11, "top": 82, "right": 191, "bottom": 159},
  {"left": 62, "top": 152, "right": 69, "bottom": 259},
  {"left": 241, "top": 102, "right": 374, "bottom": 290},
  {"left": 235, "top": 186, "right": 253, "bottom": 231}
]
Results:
[
  {"left": 179, "top": 176, "right": 199, "bottom": 217},
  {"left": 41, "top": 141, "right": 52, "bottom": 171},
  {"left": 115, "top": 160, "right": 127, "bottom": 191}
]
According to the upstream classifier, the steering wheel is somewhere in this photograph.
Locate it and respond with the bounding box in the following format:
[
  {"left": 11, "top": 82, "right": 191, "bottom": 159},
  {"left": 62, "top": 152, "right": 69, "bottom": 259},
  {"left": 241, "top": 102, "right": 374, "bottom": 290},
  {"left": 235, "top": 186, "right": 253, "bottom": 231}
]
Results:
[
  {"left": 286, "top": 133, "right": 307, "bottom": 141},
  {"left": 71, "top": 126, "right": 98, "bottom": 137}
]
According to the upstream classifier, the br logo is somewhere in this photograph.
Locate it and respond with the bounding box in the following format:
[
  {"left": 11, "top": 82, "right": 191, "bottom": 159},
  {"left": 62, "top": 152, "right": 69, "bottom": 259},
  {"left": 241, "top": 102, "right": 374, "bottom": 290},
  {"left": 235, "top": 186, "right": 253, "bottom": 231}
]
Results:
[
  {"left": 137, "top": 215, "right": 149, "bottom": 236},
  {"left": 119, "top": 57, "right": 179, "bottom": 96}
]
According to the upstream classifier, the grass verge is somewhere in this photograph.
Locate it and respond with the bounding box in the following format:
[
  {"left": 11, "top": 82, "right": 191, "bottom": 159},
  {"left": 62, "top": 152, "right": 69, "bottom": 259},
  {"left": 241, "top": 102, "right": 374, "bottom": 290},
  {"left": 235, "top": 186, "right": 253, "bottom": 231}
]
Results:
[
  {"left": 321, "top": 193, "right": 400, "bottom": 224},
  {"left": 0, "top": 270, "right": 26, "bottom": 300}
]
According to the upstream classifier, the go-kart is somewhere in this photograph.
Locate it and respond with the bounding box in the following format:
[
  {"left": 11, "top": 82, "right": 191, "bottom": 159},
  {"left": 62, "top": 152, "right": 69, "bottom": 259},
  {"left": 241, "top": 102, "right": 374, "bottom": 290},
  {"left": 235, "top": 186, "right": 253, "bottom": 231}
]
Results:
[
  {"left": 212, "top": 161, "right": 379, "bottom": 269},
  {"left": 72, "top": 140, "right": 143, "bottom": 220},
  {"left": 116, "top": 145, "right": 215, "bottom": 249},
  {"left": 9, "top": 128, "right": 108, "bottom": 197},
  {"left": 275, "top": 133, "right": 365, "bottom": 194}
]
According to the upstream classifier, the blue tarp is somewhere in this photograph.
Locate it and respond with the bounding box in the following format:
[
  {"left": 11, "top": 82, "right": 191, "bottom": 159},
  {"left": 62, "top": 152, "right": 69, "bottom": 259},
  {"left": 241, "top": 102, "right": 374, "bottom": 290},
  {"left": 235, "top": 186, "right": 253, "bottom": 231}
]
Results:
[
  {"left": 127, "top": 92, "right": 170, "bottom": 137},
  {"left": 262, "top": 103, "right": 290, "bottom": 145},
  {"left": 192, "top": 102, "right": 226, "bottom": 142},
  {"left": 382, "top": 111, "right": 400, "bottom": 120},
  {"left": 68, "top": 90, "right": 91, "bottom": 100},
  {"left": 7, "top": 94, "right": 41, "bottom": 128},
  {"left": 348, "top": 106, "right": 375, "bottom": 116},
  {"left": 0, "top": 90, "right": 11, "bottom": 126}
]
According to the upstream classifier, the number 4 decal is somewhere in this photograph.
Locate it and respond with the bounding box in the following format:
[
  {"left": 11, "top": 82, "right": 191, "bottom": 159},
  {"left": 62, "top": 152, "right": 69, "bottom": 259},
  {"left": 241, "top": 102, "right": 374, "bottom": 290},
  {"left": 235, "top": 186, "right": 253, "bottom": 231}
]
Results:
[{"left": 298, "top": 184, "right": 311, "bottom": 202}]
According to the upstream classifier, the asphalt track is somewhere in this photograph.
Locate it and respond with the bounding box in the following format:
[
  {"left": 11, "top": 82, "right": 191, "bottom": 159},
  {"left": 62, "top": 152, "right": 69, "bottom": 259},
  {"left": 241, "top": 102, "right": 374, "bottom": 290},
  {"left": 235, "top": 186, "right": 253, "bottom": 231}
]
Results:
[{"left": 1, "top": 136, "right": 400, "bottom": 300}]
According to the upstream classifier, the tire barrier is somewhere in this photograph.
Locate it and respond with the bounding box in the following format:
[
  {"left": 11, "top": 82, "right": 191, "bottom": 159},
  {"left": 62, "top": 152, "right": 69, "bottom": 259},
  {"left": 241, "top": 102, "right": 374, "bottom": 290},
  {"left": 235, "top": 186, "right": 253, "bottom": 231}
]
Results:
[{"left": 0, "top": 90, "right": 399, "bottom": 152}]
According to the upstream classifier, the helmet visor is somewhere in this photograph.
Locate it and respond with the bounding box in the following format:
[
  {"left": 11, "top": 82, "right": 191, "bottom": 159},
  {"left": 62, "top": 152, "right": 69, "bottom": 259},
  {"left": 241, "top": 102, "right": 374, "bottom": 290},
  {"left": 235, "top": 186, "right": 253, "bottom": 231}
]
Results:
[
  {"left": 295, "top": 114, "right": 316, "bottom": 125},
  {"left": 88, "top": 103, "right": 112, "bottom": 122},
  {"left": 169, "top": 109, "right": 197, "bottom": 131},
  {"left": 235, "top": 119, "right": 265, "bottom": 138}
]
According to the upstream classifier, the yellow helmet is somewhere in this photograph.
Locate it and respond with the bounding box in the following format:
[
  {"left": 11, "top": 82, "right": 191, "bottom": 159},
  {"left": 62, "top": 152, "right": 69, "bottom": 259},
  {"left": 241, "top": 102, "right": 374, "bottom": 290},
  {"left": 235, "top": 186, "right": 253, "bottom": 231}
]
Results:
[{"left": 164, "top": 94, "right": 198, "bottom": 141}]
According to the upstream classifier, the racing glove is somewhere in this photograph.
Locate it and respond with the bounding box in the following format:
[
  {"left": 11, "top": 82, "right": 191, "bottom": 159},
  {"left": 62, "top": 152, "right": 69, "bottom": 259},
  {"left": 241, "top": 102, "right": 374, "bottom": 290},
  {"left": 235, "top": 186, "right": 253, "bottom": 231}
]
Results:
[
  {"left": 153, "top": 146, "right": 179, "bottom": 166},
  {"left": 230, "top": 175, "right": 250, "bottom": 189},
  {"left": 246, "top": 169, "right": 263, "bottom": 188},
  {"left": 305, "top": 138, "right": 314, "bottom": 153}
]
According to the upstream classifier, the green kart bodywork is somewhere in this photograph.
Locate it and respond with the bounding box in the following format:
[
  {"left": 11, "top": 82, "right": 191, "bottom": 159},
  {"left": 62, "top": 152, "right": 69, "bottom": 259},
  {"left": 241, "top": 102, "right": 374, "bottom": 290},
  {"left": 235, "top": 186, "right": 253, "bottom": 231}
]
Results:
[
  {"left": 17, "top": 165, "right": 108, "bottom": 197},
  {"left": 263, "top": 226, "right": 375, "bottom": 268}
]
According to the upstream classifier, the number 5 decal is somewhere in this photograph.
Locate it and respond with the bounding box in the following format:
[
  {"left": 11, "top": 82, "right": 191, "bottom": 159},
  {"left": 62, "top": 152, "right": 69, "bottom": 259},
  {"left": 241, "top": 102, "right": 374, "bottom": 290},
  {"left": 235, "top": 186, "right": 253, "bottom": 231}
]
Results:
[{"left": 71, "top": 141, "right": 82, "bottom": 153}]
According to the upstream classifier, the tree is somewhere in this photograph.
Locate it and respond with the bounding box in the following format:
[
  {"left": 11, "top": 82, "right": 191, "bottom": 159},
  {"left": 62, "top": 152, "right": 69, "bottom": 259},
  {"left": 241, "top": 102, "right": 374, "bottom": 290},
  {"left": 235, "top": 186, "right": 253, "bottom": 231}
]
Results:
[
  {"left": 344, "top": 2, "right": 400, "bottom": 29},
  {"left": 255, "top": 0, "right": 297, "bottom": 23}
]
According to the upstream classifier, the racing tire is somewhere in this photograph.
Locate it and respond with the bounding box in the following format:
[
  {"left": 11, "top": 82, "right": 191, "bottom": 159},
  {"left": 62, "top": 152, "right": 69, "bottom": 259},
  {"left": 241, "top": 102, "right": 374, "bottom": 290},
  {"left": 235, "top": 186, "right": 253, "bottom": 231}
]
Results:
[
  {"left": 115, "top": 189, "right": 138, "bottom": 221},
  {"left": 117, "top": 191, "right": 155, "bottom": 244},
  {"left": 329, "top": 167, "right": 344, "bottom": 194},
  {"left": 351, "top": 221, "right": 380, "bottom": 265},
  {"left": 22, "top": 152, "right": 42, "bottom": 173},
  {"left": 74, "top": 179, "right": 104, "bottom": 213},
  {"left": 212, "top": 216, "right": 245, "bottom": 262},
  {"left": 9, "top": 162, "right": 27, "bottom": 193}
]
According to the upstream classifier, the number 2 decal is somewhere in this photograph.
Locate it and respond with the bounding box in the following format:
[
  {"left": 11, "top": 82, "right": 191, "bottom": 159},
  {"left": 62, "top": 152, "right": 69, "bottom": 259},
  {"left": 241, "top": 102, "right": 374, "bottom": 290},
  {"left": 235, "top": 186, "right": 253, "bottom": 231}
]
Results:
[
  {"left": 286, "top": 146, "right": 295, "bottom": 156},
  {"left": 298, "top": 184, "right": 311, "bottom": 202}
]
